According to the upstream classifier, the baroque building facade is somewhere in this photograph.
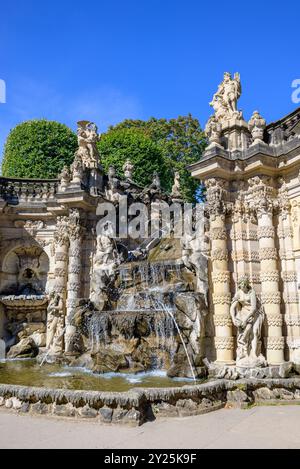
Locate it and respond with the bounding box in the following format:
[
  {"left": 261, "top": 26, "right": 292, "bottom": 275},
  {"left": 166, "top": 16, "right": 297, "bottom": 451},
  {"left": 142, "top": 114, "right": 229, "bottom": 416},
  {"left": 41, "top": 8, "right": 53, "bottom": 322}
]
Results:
[
  {"left": 190, "top": 72, "right": 300, "bottom": 366},
  {"left": 0, "top": 75, "right": 300, "bottom": 374}
]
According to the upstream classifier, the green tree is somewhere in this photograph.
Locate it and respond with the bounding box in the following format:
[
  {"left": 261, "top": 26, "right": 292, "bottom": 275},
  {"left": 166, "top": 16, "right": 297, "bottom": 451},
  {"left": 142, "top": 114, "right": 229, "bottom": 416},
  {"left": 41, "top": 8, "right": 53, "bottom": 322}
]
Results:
[
  {"left": 98, "top": 127, "right": 170, "bottom": 189},
  {"left": 2, "top": 119, "right": 77, "bottom": 179},
  {"left": 110, "top": 115, "right": 207, "bottom": 202}
]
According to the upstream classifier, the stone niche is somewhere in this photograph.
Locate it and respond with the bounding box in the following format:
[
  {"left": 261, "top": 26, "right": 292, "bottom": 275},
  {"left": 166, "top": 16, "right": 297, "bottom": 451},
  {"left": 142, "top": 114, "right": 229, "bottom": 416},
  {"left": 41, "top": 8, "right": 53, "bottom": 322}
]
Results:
[
  {"left": 0, "top": 246, "right": 49, "bottom": 296},
  {"left": 0, "top": 245, "right": 49, "bottom": 357}
]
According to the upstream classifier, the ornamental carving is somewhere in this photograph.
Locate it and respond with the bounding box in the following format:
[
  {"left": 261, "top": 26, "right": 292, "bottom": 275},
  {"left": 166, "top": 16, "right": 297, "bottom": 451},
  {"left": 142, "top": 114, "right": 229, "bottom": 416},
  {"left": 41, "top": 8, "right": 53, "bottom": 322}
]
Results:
[
  {"left": 68, "top": 209, "right": 84, "bottom": 242},
  {"left": 265, "top": 337, "right": 285, "bottom": 351},
  {"left": 231, "top": 251, "right": 260, "bottom": 262},
  {"left": 210, "top": 228, "right": 227, "bottom": 240},
  {"left": 213, "top": 314, "right": 233, "bottom": 327},
  {"left": 67, "top": 282, "right": 81, "bottom": 292},
  {"left": 54, "top": 217, "right": 70, "bottom": 247},
  {"left": 230, "top": 230, "right": 258, "bottom": 241},
  {"left": 69, "top": 265, "right": 81, "bottom": 275},
  {"left": 283, "top": 293, "right": 299, "bottom": 304},
  {"left": 285, "top": 316, "right": 300, "bottom": 327},
  {"left": 279, "top": 250, "right": 295, "bottom": 261},
  {"left": 266, "top": 314, "right": 283, "bottom": 327},
  {"left": 260, "top": 271, "right": 280, "bottom": 282},
  {"left": 54, "top": 268, "right": 67, "bottom": 278},
  {"left": 277, "top": 177, "right": 290, "bottom": 220},
  {"left": 214, "top": 337, "right": 235, "bottom": 351},
  {"left": 259, "top": 248, "right": 278, "bottom": 261},
  {"left": 277, "top": 227, "right": 294, "bottom": 239},
  {"left": 260, "top": 292, "right": 281, "bottom": 305},
  {"left": 287, "top": 338, "right": 300, "bottom": 350},
  {"left": 244, "top": 177, "right": 275, "bottom": 220},
  {"left": 248, "top": 111, "right": 266, "bottom": 145},
  {"left": 281, "top": 271, "right": 298, "bottom": 283},
  {"left": 291, "top": 200, "right": 300, "bottom": 226},
  {"left": 55, "top": 252, "right": 68, "bottom": 262},
  {"left": 211, "top": 248, "right": 229, "bottom": 262},
  {"left": 257, "top": 226, "right": 275, "bottom": 239},
  {"left": 212, "top": 294, "right": 232, "bottom": 305},
  {"left": 206, "top": 178, "right": 229, "bottom": 220},
  {"left": 211, "top": 272, "right": 231, "bottom": 283}
]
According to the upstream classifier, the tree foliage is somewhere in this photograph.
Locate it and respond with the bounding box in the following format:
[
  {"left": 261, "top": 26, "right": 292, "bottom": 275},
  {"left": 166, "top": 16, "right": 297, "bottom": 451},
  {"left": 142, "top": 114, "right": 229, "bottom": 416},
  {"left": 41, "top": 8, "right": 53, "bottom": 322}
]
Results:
[
  {"left": 2, "top": 119, "right": 77, "bottom": 179},
  {"left": 98, "top": 127, "right": 170, "bottom": 189},
  {"left": 109, "top": 115, "right": 207, "bottom": 202}
]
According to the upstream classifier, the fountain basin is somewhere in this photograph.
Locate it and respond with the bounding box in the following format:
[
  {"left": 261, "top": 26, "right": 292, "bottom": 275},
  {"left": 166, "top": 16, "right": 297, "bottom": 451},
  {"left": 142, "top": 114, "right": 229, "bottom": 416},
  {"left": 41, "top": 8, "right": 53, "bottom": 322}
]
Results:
[
  {"left": 0, "top": 295, "right": 48, "bottom": 308},
  {"left": 1, "top": 361, "right": 300, "bottom": 426}
]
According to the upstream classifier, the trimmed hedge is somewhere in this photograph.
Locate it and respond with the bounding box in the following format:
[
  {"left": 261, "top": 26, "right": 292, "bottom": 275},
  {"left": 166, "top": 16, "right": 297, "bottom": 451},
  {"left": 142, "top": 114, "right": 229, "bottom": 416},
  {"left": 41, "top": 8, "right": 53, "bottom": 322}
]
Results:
[{"left": 2, "top": 119, "right": 78, "bottom": 179}]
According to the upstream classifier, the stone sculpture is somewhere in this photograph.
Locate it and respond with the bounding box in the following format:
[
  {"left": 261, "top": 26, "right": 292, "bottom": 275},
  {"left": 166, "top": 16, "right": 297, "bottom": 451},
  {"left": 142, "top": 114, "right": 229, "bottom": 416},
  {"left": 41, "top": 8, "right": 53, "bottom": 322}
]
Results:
[
  {"left": 171, "top": 171, "right": 182, "bottom": 199},
  {"left": 58, "top": 166, "right": 71, "bottom": 192},
  {"left": 105, "top": 166, "right": 121, "bottom": 203},
  {"left": 46, "top": 292, "right": 65, "bottom": 355},
  {"left": 210, "top": 72, "right": 242, "bottom": 121},
  {"left": 123, "top": 159, "right": 134, "bottom": 180},
  {"left": 205, "top": 115, "right": 222, "bottom": 149},
  {"left": 230, "top": 277, "right": 267, "bottom": 368},
  {"left": 181, "top": 232, "right": 208, "bottom": 301},
  {"left": 90, "top": 227, "right": 121, "bottom": 311},
  {"left": 76, "top": 121, "right": 100, "bottom": 168}
]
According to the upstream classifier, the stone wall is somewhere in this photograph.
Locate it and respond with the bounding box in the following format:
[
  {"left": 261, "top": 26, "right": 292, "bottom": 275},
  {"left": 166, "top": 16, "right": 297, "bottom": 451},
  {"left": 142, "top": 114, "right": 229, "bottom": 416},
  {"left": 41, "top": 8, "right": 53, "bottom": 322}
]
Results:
[{"left": 1, "top": 379, "right": 300, "bottom": 426}]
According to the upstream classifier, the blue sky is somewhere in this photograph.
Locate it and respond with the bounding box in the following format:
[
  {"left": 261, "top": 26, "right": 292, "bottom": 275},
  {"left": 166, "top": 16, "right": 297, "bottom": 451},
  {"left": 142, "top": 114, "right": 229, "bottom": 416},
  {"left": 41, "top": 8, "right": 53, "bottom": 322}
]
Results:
[{"left": 1, "top": 0, "right": 300, "bottom": 161}]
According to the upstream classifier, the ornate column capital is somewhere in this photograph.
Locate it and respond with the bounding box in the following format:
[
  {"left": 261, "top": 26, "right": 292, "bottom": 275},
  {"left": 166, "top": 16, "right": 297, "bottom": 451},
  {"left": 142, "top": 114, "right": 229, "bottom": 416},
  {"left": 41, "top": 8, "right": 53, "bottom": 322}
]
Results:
[{"left": 205, "top": 178, "right": 230, "bottom": 221}]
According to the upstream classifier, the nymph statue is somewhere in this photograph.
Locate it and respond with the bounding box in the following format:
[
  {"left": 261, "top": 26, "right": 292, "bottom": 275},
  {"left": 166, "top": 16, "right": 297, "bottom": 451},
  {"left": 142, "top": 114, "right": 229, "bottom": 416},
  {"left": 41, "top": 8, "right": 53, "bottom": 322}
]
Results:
[
  {"left": 90, "top": 226, "right": 121, "bottom": 311},
  {"left": 181, "top": 232, "right": 208, "bottom": 302},
  {"left": 230, "top": 277, "right": 267, "bottom": 368},
  {"left": 46, "top": 292, "right": 65, "bottom": 354}
]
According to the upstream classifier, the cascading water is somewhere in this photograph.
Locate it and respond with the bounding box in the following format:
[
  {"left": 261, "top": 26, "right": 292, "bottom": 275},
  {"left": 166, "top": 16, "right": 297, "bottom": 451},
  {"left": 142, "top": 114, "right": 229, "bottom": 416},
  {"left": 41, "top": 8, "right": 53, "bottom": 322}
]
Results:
[
  {"left": 81, "top": 257, "right": 198, "bottom": 380},
  {"left": 152, "top": 299, "right": 197, "bottom": 382}
]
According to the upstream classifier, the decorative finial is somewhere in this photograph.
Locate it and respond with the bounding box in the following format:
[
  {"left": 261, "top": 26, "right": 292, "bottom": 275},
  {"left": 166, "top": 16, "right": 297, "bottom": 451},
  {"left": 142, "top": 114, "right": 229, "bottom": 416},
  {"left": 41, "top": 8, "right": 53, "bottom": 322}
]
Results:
[{"left": 248, "top": 111, "right": 266, "bottom": 146}]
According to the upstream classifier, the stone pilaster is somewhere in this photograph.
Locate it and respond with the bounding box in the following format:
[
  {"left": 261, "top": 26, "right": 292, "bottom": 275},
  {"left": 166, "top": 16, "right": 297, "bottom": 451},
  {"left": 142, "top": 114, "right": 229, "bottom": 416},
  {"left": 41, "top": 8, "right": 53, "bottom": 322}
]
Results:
[
  {"left": 257, "top": 204, "right": 284, "bottom": 364},
  {"left": 207, "top": 179, "right": 234, "bottom": 364},
  {"left": 278, "top": 183, "right": 300, "bottom": 363}
]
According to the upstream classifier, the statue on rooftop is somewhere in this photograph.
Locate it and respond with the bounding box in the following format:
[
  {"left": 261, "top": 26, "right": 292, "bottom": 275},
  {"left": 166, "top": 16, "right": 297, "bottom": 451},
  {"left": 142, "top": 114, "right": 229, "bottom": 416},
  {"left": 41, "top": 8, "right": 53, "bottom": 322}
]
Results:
[
  {"left": 210, "top": 72, "right": 242, "bottom": 122},
  {"left": 76, "top": 121, "right": 100, "bottom": 168}
]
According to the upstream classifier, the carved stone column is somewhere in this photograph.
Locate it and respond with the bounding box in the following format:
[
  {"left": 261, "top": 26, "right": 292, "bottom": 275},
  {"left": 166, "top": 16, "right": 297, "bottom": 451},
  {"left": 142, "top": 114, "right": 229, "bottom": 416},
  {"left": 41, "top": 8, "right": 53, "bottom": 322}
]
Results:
[
  {"left": 65, "top": 210, "right": 84, "bottom": 354},
  {"left": 278, "top": 180, "right": 300, "bottom": 363},
  {"left": 51, "top": 217, "right": 70, "bottom": 353},
  {"left": 257, "top": 199, "right": 285, "bottom": 365},
  {"left": 207, "top": 179, "right": 234, "bottom": 364}
]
